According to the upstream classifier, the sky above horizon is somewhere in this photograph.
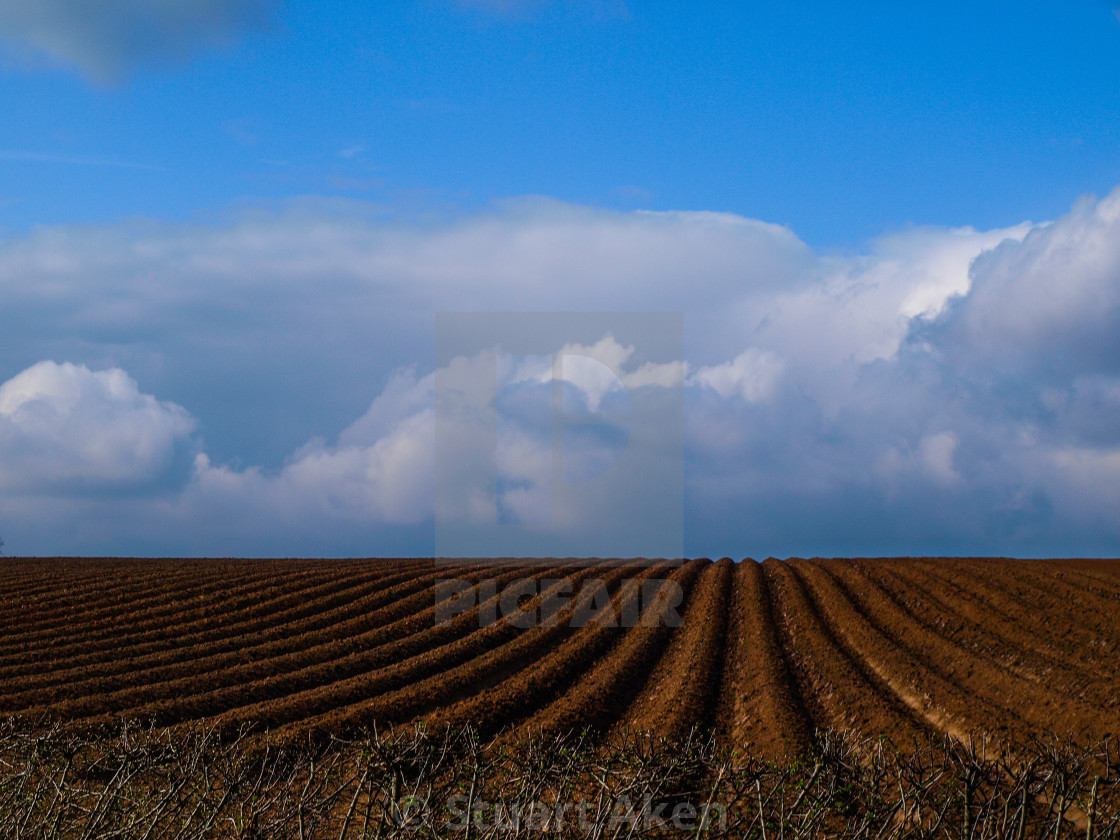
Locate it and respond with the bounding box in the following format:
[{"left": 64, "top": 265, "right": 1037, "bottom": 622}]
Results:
[{"left": 2, "top": 1, "right": 1120, "bottom": 557}]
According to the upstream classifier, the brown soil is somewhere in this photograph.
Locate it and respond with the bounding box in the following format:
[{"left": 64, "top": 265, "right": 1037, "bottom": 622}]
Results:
[{"left": 1, "top": 557, "right": 1118, "bottom": 753}]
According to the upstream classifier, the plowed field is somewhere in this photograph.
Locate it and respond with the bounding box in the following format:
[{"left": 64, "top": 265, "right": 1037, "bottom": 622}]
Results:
[{"left": 2, "top": 557, "right": 1118, "bottom": 756}]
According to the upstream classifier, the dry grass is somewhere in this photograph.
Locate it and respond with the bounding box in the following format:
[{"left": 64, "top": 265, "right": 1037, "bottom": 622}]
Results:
[{"left": 1, "top": 719, "right": 1119, "bottom": 839}]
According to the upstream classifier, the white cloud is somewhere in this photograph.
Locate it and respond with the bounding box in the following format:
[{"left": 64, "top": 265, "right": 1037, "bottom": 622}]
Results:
[
  {"left": 0, "top": 0, "right": 275, "bottom": 81},
  {"left": 690, "top": 348, "right": 784, "bottom": 403},
  {"left": 922, "top": 190, "right": 1120, "bottom": 379},
  {"left": 553, "top": 336, "right": 677, "bottom": 411},
  {"left": 193, "top": 417, "right": 433, "bottom": 527},
  {"left": 747, "top": 222, "right": 1032, "bottom": 371},
  {"left": 0, "top": 361, "right": 195, "bottom": 491},
  {"left": 176, "top": 337, "right": 677, "bottom": 552},
  {"left": 338, "top": 368, "right": 433, "bottom": 449},
  {"left": 182, "top": 365, "right": 434, "bottom": 530},
  {"left": 3, "top": 189, "right": 1120, "bottom": 555}
]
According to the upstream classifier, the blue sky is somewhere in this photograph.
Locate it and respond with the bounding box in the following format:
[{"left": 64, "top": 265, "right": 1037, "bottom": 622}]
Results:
[
  {"left": 5, "top": 1, "right": 1119, "bottom": 245},
  {"left": 1, "top": 1, "right": 1120, "bottom": 557}
]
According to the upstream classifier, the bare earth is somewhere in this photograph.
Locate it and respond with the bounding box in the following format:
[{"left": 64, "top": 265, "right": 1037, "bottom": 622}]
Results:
[{"left": 1, "top": 556, "right": 1117, "bottom": 756}]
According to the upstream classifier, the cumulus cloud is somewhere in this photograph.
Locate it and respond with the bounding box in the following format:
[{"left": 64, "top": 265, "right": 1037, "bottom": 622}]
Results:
[
  {"left": 0, "top": 0, "right": 276, "bottom": 81},
  {"left": 550, "top": 337, "right": 684, "bottom": 411},
  {"left": 190, "top": 412, "right": 432, "bottom": 528},
  {"left": 3, "top": 189, "right": 1120, "bottom": 556},
  {"left": 690, "top": 348, "right": 784, "bottom": 404},
  {"left": 166, "top": 338, "right": 676, "bottom": 556},
  {"left": 0, "top": 361, "right": 196, "bottom": 492},
  {"left": 922, "top": 192, "right": 1120, "bottom": 380}
]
